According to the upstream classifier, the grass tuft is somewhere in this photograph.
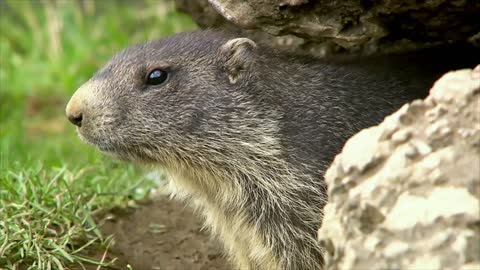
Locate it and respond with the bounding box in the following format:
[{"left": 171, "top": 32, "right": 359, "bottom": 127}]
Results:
[
  {"left": 0, "top": 162, "right": 159, "bottom": 269},
  {"left": 0, "top": 0, "right": 196, "bottom": 268}
]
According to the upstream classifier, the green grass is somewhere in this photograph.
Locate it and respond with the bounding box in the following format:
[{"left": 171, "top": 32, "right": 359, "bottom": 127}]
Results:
[{"left": 0, "top": 0, "right": 197, "bottom": 269}]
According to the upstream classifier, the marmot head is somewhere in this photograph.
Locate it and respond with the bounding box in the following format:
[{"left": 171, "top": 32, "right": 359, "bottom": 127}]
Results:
[{"left": 66, "top": 31, "right": 271, "bottom": 164}]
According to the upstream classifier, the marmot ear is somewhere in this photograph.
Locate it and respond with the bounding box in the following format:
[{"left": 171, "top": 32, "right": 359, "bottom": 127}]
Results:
[{"left": 220, "top": 38, "right": 257, "bottom": 84}]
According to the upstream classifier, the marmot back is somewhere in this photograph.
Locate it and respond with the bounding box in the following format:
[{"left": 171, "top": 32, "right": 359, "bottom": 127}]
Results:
[{"left": 66, "top": 30, "right": 478, "bottom": 269}]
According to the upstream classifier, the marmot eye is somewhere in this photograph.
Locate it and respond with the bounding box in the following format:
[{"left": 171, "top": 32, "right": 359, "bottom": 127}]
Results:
[{"left": 146, "top": 69, "right": 168, "bottom": 85}]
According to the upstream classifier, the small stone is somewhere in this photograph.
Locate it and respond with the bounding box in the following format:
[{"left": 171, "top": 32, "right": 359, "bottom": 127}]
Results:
[
  {"left": 414, "top": 140, "right": 432, "bottom": 156},
  {"left": 379, "top": 115, "right": 401, "bottom": 140},
  {"left": 383, "top": 241, "right": 409, "bottom": 258},
  {"left": 429, "top": 231, "right": 453, "bottom": 249},
  {"left": 458, "top": 128, "right": 478, "bottom": 138},
  {"left": 408, "top": 99, "right": 426, "bottom": 113},
  {"left": 426, "top": 105, "right": 448, "bottom": 122},
  {"left": 404, "top": 144, "right": 419, "bottom": 159},
  {"left": 392, "top": 129, "right": 413, "bottom": 144},
  {"left": 340, "top": 127, "right": 383, "bottom": 173},
  {"left": 398, "top": 104, "right": 416, "bottom": 125},
  {"left": 426, "top": 119, "right": 451, "bottom": 138},
  {"left": 364, "top": 236, "right": 382, "bottom": 252},
  {"left": 431, "top": 169, "right": 448, "bottom": 185}
]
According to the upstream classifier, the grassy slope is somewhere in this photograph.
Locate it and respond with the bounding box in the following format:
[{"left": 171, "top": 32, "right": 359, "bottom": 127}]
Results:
[{"left": 0, "top": 1, "right": 196, "bottom": 269}]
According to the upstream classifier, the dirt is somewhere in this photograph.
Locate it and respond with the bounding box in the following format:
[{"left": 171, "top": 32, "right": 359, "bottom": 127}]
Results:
[{"left": 78, "top": 196, "right": 229, "bottom": 270}]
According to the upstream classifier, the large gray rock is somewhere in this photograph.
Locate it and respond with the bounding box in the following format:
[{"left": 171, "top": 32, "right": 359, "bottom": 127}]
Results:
[
  {"left": 176, "top": 0, "right": 480, "bottom": 55},
  {"left": 175, "top": 0, "right": 317, "bottom": 55},
  {"left": 318, "top": 66, "right": 480, "bottom": 269}
]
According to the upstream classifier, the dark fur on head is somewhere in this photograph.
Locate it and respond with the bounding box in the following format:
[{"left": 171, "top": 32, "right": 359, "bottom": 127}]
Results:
[{"left": 66, "top": 30, "right": 476, "bottom": 269}]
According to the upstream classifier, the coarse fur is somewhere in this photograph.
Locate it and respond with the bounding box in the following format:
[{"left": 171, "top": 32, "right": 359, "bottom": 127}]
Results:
[{"left": 66, "top": 30, "right": 478, "bottom": 269}]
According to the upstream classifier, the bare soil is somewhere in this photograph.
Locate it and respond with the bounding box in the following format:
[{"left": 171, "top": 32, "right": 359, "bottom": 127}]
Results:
[{"left": 78, "top": 196, "right": 229, "bottom": 270}]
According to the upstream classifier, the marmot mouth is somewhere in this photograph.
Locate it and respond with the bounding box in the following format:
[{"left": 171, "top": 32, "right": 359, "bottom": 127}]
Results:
[
  {"left": 76, "top": 129, "right": 160, "bottom": 163},
  {"left": 77, "top": 130, "right": 118, "bottom": 153}
]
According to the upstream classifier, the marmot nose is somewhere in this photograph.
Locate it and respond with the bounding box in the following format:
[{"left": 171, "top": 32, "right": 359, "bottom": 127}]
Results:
[
  {"left": 66, "top": 88, "right": 86, "bottom": 127},
  {"left": 67, "top": 113, "right": 83, "bottom": 127}
]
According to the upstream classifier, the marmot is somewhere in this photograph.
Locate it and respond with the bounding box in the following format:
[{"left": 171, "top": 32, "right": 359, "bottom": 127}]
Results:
[{"left": 66, "top": 30, "right": 478, "bottom": 269}]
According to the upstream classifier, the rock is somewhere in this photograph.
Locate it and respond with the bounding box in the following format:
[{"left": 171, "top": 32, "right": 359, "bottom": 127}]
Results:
[
  {"left": 175, "top": 0, "right": 325, "bottom": 56},
  {"left": 175, "top": 0, "right": 480, "bottom": 55},
  {"left": 318, "top": 66, "right": 480, "bottom": 269}
]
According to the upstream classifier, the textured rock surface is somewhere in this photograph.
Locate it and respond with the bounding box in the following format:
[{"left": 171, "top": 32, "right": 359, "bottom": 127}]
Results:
[
  {"left": 318, "top": 66, "right": 480, "bottom": 270},
  {"left": 175, "top": 0, "right": 317, "bottom": 55},
  {"left": 176, "top": 0, "right": 480, "bottom": 55}
]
